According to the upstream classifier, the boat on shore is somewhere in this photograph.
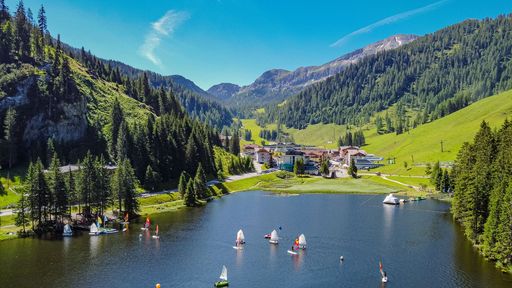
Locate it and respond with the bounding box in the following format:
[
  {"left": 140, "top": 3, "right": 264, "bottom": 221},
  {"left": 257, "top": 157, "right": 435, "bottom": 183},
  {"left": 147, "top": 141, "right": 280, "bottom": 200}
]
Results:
[
  {"left": 214, "top": 265, "right": 229, "bottom": 287},
  {"left": 89, "top": 223, "right": 103, "bottom": 236},
  {"left": 63, "top": 224, "right": 73, "bottom": 237},
  {"left": 383, "top": 194, "right": 399, "bottom": 205}
]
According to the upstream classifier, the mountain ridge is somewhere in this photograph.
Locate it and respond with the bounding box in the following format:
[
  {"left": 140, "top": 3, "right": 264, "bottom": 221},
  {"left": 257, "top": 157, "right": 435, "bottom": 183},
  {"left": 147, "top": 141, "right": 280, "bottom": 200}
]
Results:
[{"left": 207, "top": 34, "right": 418, "bottom": 107}]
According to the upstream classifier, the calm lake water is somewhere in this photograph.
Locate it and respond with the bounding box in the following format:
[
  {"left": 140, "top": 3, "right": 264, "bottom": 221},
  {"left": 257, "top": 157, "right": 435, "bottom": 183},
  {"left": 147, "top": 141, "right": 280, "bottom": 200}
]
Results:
[{"left": 1, "top": 192, "right": 512, "bottom": 287}]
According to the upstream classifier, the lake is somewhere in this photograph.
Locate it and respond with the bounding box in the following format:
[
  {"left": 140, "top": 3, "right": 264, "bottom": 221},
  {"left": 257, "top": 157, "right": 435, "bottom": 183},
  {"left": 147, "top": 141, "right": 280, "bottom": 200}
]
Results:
[{"left": 1, "top": 192, "right": 511, "bottom": 287}]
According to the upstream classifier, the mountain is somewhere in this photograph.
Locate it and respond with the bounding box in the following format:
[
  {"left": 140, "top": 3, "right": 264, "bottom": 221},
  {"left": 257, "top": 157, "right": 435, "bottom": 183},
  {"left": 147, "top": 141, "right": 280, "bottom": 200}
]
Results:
[
  {"left": 274, "top": 16, "right": 512, "bottom": 129},
  {"left": 211, "top": 34, "right": 417, "bottom": 108},
  {"left": 168, "top": 74, "right": 212, "bottom": 98},
  {"left": 207, "top": 83, "right": 241, "bottom": 101}
]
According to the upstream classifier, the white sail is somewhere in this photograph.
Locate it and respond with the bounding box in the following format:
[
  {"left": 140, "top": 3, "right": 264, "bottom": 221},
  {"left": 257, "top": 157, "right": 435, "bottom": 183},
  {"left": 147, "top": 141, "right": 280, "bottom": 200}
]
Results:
[
  {"left": 219, "top": 265, "right": 228, "bottom": 281},
  {"left": 64, "top": 224, "right": 72, "bottom": 234},
  {"left": 90, "top": 223, "right": 98, "bottom": 233},
  {"left": 237, "top": 229, "right": 245, "bottom": 242},
  {"left": 270, "top": 230, "right": 278, "bottom": 242},
  {"left": 298, "top": 234, "right": 306, "bottom": 247},
  {"left": 383, "top": 194, "right": 399, "bottom": 205}
]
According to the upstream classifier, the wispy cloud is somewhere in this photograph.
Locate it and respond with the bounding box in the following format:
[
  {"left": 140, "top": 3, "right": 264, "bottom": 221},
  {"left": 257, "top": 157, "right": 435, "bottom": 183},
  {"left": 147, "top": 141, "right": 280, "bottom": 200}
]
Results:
[
  {"left": 139, "top": 10, "right": 189, "bottom": 66},
  {"left": 330, "top": 0, "right": 448, "bottom": 47}
]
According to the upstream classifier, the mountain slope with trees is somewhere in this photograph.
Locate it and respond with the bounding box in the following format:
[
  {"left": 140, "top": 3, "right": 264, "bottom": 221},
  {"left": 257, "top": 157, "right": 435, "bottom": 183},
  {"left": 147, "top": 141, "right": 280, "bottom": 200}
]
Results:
[{"left": 274, "top": 15, "right": 512, "bottom": 129}]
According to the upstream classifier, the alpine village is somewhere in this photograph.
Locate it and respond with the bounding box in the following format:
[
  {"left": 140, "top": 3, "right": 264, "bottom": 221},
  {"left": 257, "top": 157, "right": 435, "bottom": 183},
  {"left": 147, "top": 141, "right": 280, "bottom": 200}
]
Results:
[{"left": 1, "top": 1, "right": 512, "bottom": 287}]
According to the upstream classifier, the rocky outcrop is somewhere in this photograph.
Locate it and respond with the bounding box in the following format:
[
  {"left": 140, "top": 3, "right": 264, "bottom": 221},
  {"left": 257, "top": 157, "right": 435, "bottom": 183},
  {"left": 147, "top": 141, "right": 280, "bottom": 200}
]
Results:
[{"left": 207, "top": 83, "right": 241, "bottom": 101}]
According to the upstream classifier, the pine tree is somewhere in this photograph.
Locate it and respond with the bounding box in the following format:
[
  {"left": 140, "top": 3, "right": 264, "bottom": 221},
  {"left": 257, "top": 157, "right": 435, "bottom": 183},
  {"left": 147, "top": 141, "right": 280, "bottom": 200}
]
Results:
[
  {"left": 116, "top": 121, "right": 128, "bottom": 162},
  {"left": 0, "top": 0, "right": 9, "bottom": 23},
  {"left": 178, "top": 171, "right": 189, "bottom": 198},
  {"left": 144, "top": 165, "right": 156, "bottom": 192},
  {"left": 14, "top": 0, "right": 30, "bottom": 61},
  {"left": 49, "top": 153, "right": 67, "bottom": 219},
  {"left": 15, "top": 190, "right": 29, "bottom": 234},
  {"left": 193, "top": 163, "right": 208, "bottom": 199},
  {"left": 184, "top": 178, "right": 197, "bottom": 207},
  {"left": 348, "top": 158, "right": 358, "bottom": 178},
  {"left": 109, "top": 97, "right": 124, "bottom": 160},
  {"left": 37, "top": 4, "right": 46, "bottom": 34},
  {"left": 185, "top": 134, "right": 198, "bottom": 174},
  {"left": 4, "top": 107, "right": 16, "bottom": 170}
]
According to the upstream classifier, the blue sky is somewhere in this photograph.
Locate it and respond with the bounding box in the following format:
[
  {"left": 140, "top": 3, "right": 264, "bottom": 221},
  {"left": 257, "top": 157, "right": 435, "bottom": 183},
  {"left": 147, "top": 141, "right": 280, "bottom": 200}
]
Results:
[{"left": 7, "top": 0, "right": 511, "bottom": 89}]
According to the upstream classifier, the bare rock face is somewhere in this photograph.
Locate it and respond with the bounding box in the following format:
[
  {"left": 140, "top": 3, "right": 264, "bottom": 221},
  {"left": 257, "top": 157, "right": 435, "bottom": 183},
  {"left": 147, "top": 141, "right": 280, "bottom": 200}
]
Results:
[
  {"left": 211, "top": 34, "right": 418, "bottom": 107},
  {"left": 22, "top": 100, "right": 88, "bottom": 145},
  {"left": 0, "top": 73, "right": 88, "bottom": 146}
]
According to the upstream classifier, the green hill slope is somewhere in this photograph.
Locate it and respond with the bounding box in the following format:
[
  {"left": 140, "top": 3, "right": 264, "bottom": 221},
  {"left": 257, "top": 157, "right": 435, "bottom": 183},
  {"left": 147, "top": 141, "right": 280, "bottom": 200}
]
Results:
[{"left": 366, "top": 89, "right": 512, "bottom": 175}]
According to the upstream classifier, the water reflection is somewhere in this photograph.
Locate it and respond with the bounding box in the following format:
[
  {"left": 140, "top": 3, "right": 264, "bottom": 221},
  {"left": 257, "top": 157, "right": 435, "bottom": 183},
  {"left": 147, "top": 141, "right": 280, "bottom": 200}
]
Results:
[
  {"left": 89, "top": 236, "right": 99, "bottom": 258},
  {"left": 269, "top": 243, "right": 278, "bottom": 260},
  {"left": 63, "top": 236, "right": 72, "bottom": 255},
  {"left": 382, "top": 205, "right": 395, "bottom": 240},
  {"left": 235, "top": 247, "right": 244, "bottom": 267},
  {"left": 291, "top": 251, "right": 304, "bottom": 271}
]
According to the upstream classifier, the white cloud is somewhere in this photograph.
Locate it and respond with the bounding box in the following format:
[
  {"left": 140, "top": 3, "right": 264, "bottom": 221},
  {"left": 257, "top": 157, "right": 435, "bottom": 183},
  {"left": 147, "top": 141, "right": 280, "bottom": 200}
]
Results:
[
  {"left": 139, "top": 10, "right": 189, "bottom": 66},
  {"left": 330, "top": 0, "right": 448, "bottom": 47}
]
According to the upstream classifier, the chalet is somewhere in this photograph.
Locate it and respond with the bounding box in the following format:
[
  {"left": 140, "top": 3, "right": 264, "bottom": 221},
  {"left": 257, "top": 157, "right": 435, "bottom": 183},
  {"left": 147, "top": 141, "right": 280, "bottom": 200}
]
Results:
[
  {"left": 255, "top": 148, "right": 271, "bottom": 165},
  {"left": 242, "top": 144, "right": 260, "bottom": 157}
]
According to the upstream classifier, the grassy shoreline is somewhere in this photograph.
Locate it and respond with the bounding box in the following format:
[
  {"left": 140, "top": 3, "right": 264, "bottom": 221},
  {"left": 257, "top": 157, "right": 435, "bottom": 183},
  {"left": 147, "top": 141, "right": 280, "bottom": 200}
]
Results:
[{"left": 0, "top": 172, "right": 429, "bottom": 241}]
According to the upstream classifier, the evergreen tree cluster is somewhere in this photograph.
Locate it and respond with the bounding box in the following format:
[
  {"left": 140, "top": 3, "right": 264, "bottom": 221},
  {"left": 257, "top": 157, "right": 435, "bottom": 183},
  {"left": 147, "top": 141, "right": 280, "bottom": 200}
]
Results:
[
  {"left": 243, "top": 129, "right": 252, "bottom": 141},
  {"left": 337, "top": 130, "right": 365, "bottom": 147},
  {"left": 451, "top": 120, "right": 512, "bottom": 270},
  {"left": 213, "top": 146, "right": 254, "bottom": 180},
  {"left": 429, "top": 161, "right": 454, "bottom": 193},
  {"left": 270, "top": 15, "right": 512, "bottom": 129},
  {"left": 259, "top": 129, "right": 278, "bottom": 141},
  {"left": 17, "top": 151, "right": 138, "bottom": 233}
]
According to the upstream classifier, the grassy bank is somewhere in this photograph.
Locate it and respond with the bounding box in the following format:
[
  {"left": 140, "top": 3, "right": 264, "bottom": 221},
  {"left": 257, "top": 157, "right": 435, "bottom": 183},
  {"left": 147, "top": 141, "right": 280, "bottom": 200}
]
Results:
[{"left": 221, "top": 172, "right": 425, "bottom": 197}]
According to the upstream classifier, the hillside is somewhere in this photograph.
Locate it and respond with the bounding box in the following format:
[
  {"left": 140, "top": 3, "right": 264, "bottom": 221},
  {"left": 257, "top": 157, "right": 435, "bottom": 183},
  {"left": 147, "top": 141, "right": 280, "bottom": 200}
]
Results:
[
  {"left": 365, "top": 89, "right": 512, "bottom": 175},
  {"left": 275, "top": 16, "right": 512, "bottom": 129},
  {"left": 211, "top": 34, "right": 416, "bottom": 108},
  {"left": 104, "top": 60, "right": 232, "bottom": 129}
]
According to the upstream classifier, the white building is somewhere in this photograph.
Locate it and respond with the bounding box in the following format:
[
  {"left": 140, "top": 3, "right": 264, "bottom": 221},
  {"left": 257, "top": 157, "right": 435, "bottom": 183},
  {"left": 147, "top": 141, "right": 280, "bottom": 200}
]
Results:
[{"left": 256, "top": 148, "right": 271, "bottom": 165}]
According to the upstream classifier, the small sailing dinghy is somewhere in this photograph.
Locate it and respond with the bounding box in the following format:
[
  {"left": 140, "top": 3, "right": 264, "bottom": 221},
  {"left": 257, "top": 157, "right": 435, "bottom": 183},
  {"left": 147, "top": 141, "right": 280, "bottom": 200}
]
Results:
[
  {"left": 89, "top": 223, "right": 103, "bottom": 236},
  {"left": 120, "top": 212, "right": 130, "bottom": 225},
  {"left": 298, "top": 234, "right": 307, "bottom": 249},
  {"left": 380, "top": 260, "right": 388, "bottom": 283},
  {"left": 233, "top": 229, "right": 245, "bottom": 249},
  {"left": 152, "top": 225, "right": 160, "bottom": 239},
  {"left": 383, "top": 194, "right": 399, "bottom": 205},
  {"left": 214, "top": 265, "right": 229, "bottom": 287},
  {"left": 141, "top": 216, "right": 151, "bottom": 231},
  {"left": 287, "top": 239, "right": 299, "bottom": 255},
  {"left": 269, "top": 229, "right": 278, "bottom": 244},
  {"left": 63, "top": 224, "right": 73, "bottom": 237}
]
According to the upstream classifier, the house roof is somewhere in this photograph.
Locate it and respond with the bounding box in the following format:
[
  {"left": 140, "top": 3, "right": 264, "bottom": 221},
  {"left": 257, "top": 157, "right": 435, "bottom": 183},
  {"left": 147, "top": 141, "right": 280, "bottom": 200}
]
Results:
[
  {"left": 257, "top": 148, "right": 270, "bottom": 153},
  {"left": 244, "top": 144, "right": 260, "bottom": 149}
]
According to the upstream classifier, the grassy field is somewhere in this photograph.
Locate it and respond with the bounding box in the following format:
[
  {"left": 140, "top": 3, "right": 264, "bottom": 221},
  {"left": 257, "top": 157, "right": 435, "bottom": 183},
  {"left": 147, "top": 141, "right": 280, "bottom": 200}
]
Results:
[
  {"left": 222, "top": 172, "right": 422, "bottom": 196},
  {"left": 366, "top": 90, "right": 512, "bottom": 174},
  {"left": 284, "top": 123, "right": 347, "bottom": 149},
  {"left": 239, "top": 119, "right": 278, "bottom": 146}
]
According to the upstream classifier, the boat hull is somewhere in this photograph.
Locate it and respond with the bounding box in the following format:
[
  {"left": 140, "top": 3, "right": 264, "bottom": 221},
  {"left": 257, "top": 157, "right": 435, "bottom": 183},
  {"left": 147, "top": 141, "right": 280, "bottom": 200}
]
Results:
[
  {"left": 287, "top": 250, "right": 298, "bottom": 255},
  {"left": 214, "top": 281, "right": 229, "bottom": 287},
  {"left": 62, "top": 232, "right": 73, "bottom": 237},
  {"left": 269, "top": 240, "right": 278, "bottom": 244}
]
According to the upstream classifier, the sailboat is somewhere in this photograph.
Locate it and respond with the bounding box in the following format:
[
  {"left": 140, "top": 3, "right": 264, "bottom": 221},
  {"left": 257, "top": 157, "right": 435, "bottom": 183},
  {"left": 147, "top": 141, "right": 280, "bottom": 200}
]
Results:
[
  {"left": 269, "top": 229, "right": 278, "bottom": 244},
  {"left": 383, "top": 194, "right": 399, "bottom": 205},
  {"left": 298, "top": 234, "right": 307, "bottom": 249},
  {"left": 214, "top": 265, "right": 229, "bottom": 287},
  {"left": 233, "top": 229, "right": 245, "bottom": 249},
  {"left": 89, "top": 222, "right": 102, "bottom": 236},
  {"left": 63, "top": 224, "right": 73, "bottom": 237},
  {"left": 380, "top": 260, "right": 388, "bottom": 283},
  {"left": 287, "top": 238, "right": 299, "bottom": 255},
  {"left": 120, "top": 212, "right": 130, "bottom": 225},
  {"left": 152, "top": 224, "right": 160, "bottom": 239},
  {"left": 141, "top": 216, "right": 151, "bottom": 231}
]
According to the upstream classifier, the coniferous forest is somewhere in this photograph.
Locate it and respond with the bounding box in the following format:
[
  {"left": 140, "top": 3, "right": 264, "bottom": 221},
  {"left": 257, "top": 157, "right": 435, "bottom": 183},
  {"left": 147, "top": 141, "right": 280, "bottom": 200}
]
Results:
[
  {"left": 263, "top": 15, "right": 512, "bottom": 129},
  {"left": 452, "top": 120, "right": 512, "bottom": 270}
]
